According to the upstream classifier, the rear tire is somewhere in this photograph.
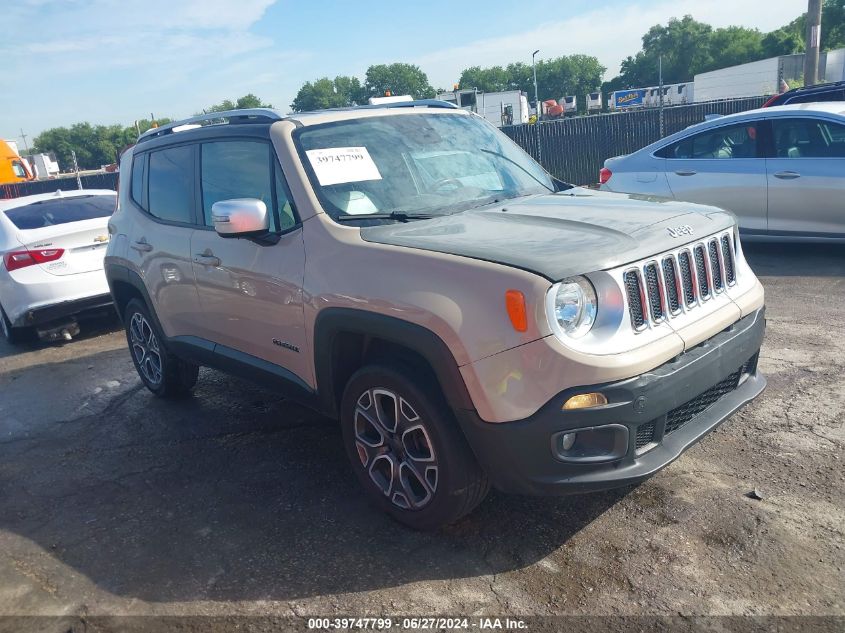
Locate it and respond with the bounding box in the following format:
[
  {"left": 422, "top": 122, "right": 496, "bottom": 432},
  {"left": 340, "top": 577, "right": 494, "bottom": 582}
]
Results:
[
  {"left": 0, "top": 303, "right": 26, "bottom": 345},
  {"left": 340, "top": 363, "right": 489, "bottom": 530},
  {"left": 124, "top": 299, "right": 198, "bottom": 397}
]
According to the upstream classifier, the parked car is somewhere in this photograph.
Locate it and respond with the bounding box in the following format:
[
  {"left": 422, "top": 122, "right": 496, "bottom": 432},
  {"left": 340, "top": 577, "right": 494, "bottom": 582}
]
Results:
[
  {"left": 600, "top": 103, "right": 845, "bottom": 241},
  {"left": 0, "top": 189, "right": 116, "bottom": 342},
  {"left": 106, "top": 104, "right": 765, "bottom": 529},
  {"left": 762, "top": 81, "right": 845, "bottom": 107}
]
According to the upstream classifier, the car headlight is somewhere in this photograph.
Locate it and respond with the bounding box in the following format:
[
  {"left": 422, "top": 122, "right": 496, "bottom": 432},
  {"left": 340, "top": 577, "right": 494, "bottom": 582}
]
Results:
[{"left": 546, "top": 276, "right": 598, "bottom": 339}]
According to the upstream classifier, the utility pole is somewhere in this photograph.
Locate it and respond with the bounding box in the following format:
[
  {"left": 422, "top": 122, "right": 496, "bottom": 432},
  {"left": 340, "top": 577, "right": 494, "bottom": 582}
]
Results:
[
  {"left": 804, "top": 0, "right": 823, "bottom": 86},
  {"left": 19, "top": 129, "right": 30, "bottom": 154},
  {"left": 71, "top": 150, "right": 82, "bottom": 190},
  {"left": 532, "top": 49, "right": 542, "bottom": 167},
  {"left": 658, "top": 56, "right": 665, "bottom": 137}
]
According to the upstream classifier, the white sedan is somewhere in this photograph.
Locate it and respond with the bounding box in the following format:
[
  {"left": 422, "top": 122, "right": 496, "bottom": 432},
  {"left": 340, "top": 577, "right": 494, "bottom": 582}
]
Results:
[{"left": 0, "top": 189, "right": 116, "bottom": 343}]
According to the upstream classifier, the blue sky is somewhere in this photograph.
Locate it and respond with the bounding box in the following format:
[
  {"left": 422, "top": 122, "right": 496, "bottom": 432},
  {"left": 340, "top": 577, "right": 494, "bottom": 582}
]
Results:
[{"left": 2, "top": 0, "right": 802, "bottom": 147}]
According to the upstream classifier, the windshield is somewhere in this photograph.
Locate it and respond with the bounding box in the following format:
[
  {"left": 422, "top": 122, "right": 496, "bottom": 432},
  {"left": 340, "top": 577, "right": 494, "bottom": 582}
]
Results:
[
  {"left": 294, "top": 113, "right": 554, "bottom": 221},
  {"left": 4, "top": 195, "right": 116, "bottom": 230}
]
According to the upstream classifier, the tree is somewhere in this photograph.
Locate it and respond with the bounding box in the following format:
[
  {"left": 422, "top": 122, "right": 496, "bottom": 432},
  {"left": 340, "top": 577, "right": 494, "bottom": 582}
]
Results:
[
  {"left": 203, "top": 93, "right": 273, "bottom": 113},
  {"left": 458, "top": 55, "right": 605, "bottom": 109},
  {"left": 363, "top": 63, "right": 435, "bottom": 100},
  {"left": 290, "top": 76, "right": 365, "bottom": 112}
]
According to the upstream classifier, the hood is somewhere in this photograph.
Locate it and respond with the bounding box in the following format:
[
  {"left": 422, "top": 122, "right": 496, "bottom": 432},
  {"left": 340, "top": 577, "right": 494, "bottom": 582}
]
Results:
[{"left": 360, "top": 188, "right": 734, "bottom": 281}]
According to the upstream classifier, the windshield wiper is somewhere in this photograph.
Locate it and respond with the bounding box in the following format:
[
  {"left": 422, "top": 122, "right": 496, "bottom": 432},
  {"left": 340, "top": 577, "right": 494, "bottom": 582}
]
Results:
[
  {"left": 335, "top": 211, "right": 437, "bottom": 222},
  {"left": 478, "top": 149, "right": 556, "bottom": 193}
]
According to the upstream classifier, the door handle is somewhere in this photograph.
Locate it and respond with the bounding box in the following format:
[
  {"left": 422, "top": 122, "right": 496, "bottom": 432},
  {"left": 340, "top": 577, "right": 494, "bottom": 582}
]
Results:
[
  {"left": 194, "top": 253, "right": 221, "bottom": 267},
  {"left": 131, "top": 240, "right": 153, "bottom": 253},
  {"left": 774, "top": 171, "right": 801, "bottom": 180},
  {"left": 674, "top": 170, "right": 697, "bottom": 176}
]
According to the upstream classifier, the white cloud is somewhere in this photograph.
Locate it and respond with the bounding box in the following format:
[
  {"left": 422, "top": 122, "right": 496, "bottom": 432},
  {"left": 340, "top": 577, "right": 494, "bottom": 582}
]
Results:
[{"left": 416, "top": 0, "right": 804, "bottom": 87}]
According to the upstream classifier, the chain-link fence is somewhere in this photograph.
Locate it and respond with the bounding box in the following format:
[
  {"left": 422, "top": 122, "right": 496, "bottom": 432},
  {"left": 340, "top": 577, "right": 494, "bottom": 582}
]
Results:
[
  {"left": 501, "top": 96, "right": 769, "bottom": 186},
  {"left": 1, "top": 172, "right": 118, "bottom": 200}
]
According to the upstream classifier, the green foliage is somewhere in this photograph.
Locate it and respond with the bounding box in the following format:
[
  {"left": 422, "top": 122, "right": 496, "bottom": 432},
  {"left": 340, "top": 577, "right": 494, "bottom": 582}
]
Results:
[
  {"left": 33, "top": 118, "right": 170, "bottom": 170},
  {"left": 203, "top": 93, "right": 273, "bottom": 113},
  {"left": 363, "top": 63, "right": 436, "bottom": 100},
  {"left": 458, "top": 56, "right": 605, "bottom": 110},
  {"left": 290, "top": 76, "right": 365, "bottom": 112},
  {"left": 604, "top": 2, "right": 845, "bottom": 92}
]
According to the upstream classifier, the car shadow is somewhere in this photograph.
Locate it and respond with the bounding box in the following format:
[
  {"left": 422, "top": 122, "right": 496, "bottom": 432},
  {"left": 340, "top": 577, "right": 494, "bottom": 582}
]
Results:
[
  {"left": 742, "top": 241, "right": 845, "bottom": 277},
  {"left": 0, "top": 351, "right": 627, "bottom": 603},
  {"left": 0, "top": 311, "right": 121, "bottom": 359}
]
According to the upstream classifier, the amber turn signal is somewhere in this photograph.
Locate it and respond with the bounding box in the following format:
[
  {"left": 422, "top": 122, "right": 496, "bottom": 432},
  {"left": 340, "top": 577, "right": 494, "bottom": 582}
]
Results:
[
  {"left": 562, "top": 392, "right": 608, "bottom": 410},
  {"left": 505, "top": 290, "right": 528, "bottom": 332}
]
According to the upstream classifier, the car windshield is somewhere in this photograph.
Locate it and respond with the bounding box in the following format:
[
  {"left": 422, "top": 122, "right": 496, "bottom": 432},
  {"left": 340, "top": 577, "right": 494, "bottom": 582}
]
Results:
[
  {"left": 3, "top": 195, "right": 116, "bottom": 230},
  {"left": 294, "top": 113, "right": 554, "bottom": 221}
]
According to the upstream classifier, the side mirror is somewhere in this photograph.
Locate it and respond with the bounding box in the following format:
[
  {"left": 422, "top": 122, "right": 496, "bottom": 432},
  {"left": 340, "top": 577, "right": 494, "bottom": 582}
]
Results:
[{"left": 211, "top": 199, "right": 269, "bottom": 237}]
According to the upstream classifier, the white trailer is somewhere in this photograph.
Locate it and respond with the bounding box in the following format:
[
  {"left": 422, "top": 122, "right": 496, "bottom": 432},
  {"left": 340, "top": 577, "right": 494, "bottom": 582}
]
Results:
[
  {"left": 586, "top": 92, "right": 602, "bottom": 112},
  {"left": 694, "top": 57, "right": 784, "bottom": 102},
  {"left": 561, "top": 96, "right": 577, "bottom": 114},
  {"left": 436, "top": 89, "right": 529, "bottom": 127},
  {"left": 26, "top": 152, "right": 61, "bottom": 179}
]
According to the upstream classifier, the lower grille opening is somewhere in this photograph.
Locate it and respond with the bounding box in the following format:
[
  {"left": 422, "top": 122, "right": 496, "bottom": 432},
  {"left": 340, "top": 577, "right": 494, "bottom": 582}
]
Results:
[
  {"left": 663, "top": 357, "right": 755, "bottom": 436},
  {"left": 635, "top": 421, "right": 656, "bottom": 452}
]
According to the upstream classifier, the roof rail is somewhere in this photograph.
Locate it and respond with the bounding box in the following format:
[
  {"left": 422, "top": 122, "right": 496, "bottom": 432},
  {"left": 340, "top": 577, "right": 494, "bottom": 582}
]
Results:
[
  {"left": 137, "top": 108, "right": 282, "bottom": 143},
  {"left": 373, "top": 99, "right": 458, "bottom": 110}
]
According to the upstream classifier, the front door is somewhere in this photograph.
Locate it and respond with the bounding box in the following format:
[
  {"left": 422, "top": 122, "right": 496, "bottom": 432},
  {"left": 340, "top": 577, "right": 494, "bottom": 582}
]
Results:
[
  {"left": 661, "top": 121, "right": 768, "bottom": 233},
  {"left": 190, "top": 139, "right": 310, "bottom": 386},
  {"left": 766, "top": 116, "right": 845, "bottom": 238}
]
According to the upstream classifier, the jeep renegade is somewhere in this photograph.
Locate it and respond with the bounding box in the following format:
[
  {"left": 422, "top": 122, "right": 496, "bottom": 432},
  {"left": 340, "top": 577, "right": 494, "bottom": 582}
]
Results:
[{"left": 105, "top": 103, "right": 766, "bottom": 530}]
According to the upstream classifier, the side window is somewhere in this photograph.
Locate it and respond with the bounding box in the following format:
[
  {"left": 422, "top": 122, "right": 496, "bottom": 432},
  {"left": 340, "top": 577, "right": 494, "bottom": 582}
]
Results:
[
  {"left": 148, "top": 145, "right": 194, "bottom": 223},
  {"left": 11, "top": 160, "right": 26, "bottom": 178},
  {"left": 772, "top": 118, "right": 845, "bottom": 158},
  {"left": 130, "top": 153, "right": 146, "bottom": 208},
  {"left": 201, "top": 141, "right": 273, "bottom": 228},
  {"left": 274, "top": 163, "right": 297, "bottom": 231},
  {"left": 659, "top": 123, "right": 758, "bottom": 159}
]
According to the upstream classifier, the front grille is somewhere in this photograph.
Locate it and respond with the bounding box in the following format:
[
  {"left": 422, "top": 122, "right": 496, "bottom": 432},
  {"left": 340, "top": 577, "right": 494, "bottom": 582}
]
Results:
[
  {"left": 644, "top": 263, "right": 663, "bottom": 321},
  {"left": 622, "top": 231, "right": 736, "bottom": 330},
  {"left": 721, "top": 235, "right": 735, "bottom": 284},
  {"left": 694, "top": 245, "right": 710, "bottom": 299},
  {"left": 709, "top": 240, "right": 723, "bottom": 291},
  {"left": 678, "top": 251, "right": 695, "bottom": 306},
  {"left": 662, "top": 257, "right": 680, "bottom": 313},
  {"left": 635, "top": 421, "right": 656, "bottom": 450},
  {"left": 663, "top": 357, "right": 754, "bottom": 435},
  {"left": 625, "top": 270, "right": 645, "bottom": 329}
]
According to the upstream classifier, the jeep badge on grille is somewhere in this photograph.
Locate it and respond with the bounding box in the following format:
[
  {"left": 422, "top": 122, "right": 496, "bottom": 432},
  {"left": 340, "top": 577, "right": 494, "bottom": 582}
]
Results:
[{"left": 667, "top": 225, "right": 694, "bottom": 238}]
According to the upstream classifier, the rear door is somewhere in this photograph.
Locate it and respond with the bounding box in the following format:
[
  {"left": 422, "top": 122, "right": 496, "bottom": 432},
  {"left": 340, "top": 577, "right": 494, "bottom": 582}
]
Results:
[
  {"left": 765, "top": 116, "right": 845, "bottom": 238},
  {"left": 4, "top": 194, "right": 115, "bottom": 275},
  {"left": 190, "top": 139, "right": 309, "bottom": 384},
  {"left": 660, "top": 121, "right": 768, "bottom": 233},
  {"left": 127, "top": 145, "right": 201, "bottom": 338}
]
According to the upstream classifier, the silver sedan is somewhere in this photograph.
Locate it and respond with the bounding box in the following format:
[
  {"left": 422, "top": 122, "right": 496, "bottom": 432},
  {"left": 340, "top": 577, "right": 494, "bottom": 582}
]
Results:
[{"left": 600, "top": 103, "right": 845, "bottom": 242}]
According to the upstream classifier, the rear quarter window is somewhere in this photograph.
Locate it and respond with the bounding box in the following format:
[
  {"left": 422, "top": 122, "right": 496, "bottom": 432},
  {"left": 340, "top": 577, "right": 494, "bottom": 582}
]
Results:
[{"left": 3, "top": 195, "right": 116, "bottom": 230}]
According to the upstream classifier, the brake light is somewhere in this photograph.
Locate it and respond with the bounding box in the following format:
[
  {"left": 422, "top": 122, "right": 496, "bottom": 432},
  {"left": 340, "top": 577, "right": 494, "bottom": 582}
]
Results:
[
  {"left": 3, "top": 249, "right": 65, "bottom": 272},
  {"left": 599, "top": 167, "right": 612, "bottom": 184}
]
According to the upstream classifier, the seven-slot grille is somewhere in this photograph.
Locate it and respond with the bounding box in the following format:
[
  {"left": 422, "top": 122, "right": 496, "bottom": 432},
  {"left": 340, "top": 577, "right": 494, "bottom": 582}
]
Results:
[{"left": 624, "top": 231, "right": 736, "bottom": 330}]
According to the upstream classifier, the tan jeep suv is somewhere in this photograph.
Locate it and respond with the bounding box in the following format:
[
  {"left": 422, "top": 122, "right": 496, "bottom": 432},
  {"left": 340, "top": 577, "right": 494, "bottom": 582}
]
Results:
[{"left": 105, "top": 103, "right": 766, "bottom": 529}]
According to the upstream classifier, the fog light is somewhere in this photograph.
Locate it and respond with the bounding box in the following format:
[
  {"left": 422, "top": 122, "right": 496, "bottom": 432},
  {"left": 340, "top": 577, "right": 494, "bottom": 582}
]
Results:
[
  {"left": 562, "top": 392, "right": 608, "bottom": 411},
  {"left": 551, "top": 424, "right": 629, "bottom": 463},
  {"left": 561, "top": 432, "right": 577, "bottom": 451}
]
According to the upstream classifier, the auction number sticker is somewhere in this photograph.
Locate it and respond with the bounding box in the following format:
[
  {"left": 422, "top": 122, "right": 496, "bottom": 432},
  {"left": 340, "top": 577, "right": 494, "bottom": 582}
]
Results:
[{"left": 306, "top": 147, "right": 382, "bottom": 186}]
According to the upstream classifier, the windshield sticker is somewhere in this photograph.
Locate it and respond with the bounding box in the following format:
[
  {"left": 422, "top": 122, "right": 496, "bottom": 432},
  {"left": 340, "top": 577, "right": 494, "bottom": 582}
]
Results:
[{"left": 306, "top": 147, "right": 382, "bottom": 186}]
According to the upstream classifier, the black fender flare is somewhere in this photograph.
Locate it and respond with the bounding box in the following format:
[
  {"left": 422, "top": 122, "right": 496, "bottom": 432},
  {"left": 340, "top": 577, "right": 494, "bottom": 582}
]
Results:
[{"left": 313, "top": 308, "right": 476, "bottom": 419}]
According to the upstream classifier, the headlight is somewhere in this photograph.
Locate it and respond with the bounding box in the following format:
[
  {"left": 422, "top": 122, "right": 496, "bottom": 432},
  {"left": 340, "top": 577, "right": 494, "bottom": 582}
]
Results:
[{"left": 546, "top": 276, "right": 597, "bottom": 339}]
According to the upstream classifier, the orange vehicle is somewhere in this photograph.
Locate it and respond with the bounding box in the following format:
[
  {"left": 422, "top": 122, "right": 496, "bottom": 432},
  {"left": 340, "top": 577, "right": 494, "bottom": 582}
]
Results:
[{"left": 0, "top": 140, "right": 34, "bottom": 184}]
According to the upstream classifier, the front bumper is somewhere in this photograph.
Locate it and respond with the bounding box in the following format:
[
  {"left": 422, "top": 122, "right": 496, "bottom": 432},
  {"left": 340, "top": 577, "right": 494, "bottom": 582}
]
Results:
[{"left": 456, "top": 307, "right": 766, "bottom": 495}]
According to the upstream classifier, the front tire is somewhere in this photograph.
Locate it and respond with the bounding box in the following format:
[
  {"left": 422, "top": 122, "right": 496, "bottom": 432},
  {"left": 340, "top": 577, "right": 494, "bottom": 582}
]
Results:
[
  {"left": 124, "top": 299, "right": 198, "bottom": 397},
  {"left": 340, "top": 364, "right": 489, "bottom": 530},
  {"left": 0, "top": 303, "right": 26, "bottom": 344}
]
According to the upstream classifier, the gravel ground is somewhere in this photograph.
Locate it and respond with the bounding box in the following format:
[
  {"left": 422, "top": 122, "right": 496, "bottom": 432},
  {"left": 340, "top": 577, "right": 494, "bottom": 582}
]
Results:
[{"left": 0, "top": 242, "right": 842, "bottom": 631}]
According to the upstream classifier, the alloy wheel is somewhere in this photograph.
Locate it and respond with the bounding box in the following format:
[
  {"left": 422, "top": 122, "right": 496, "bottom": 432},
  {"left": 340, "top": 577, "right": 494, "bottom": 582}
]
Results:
[
  {"left": 353, "top": 387, "right": 439, "bottom": 510},
  {"left": 129, "top": 312, "right": 163, "bottom": 386}
]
